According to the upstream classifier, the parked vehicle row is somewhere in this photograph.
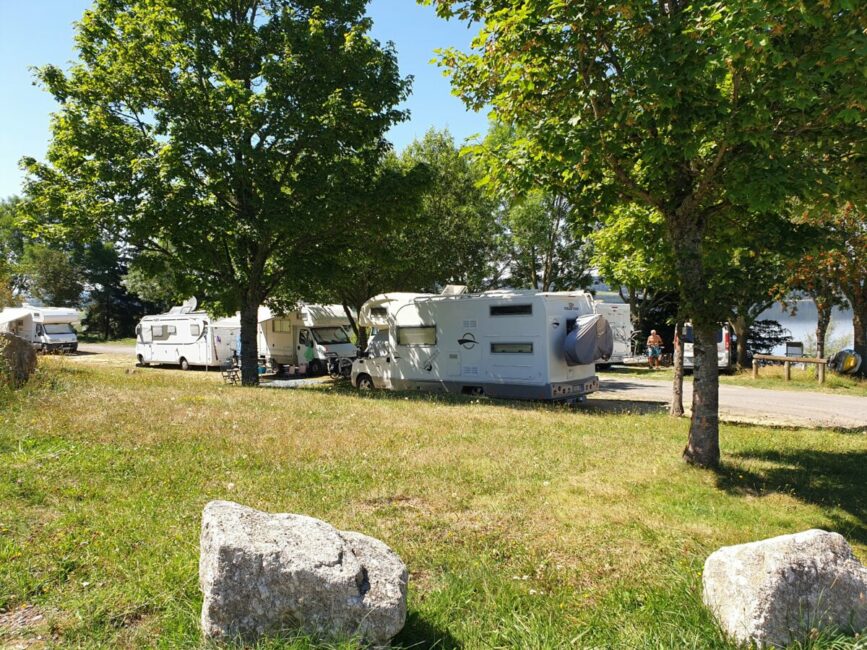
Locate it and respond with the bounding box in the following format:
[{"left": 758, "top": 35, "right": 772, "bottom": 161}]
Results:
[{"left": 134, "top": 298, "right": 357, "bottom": 375}]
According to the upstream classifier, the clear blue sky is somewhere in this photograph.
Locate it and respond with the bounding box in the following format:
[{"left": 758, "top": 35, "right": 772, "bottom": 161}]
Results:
[{"left": 0, "top": 1, "right": 488, "bottom": 199}]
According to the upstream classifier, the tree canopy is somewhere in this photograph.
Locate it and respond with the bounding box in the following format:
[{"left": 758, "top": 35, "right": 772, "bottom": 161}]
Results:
[
  {"left": 24, "top": 0, "right": 410, "bottom": 383},
  {"left": 428, "top": 0, "right": 867, "bottom": 466}
]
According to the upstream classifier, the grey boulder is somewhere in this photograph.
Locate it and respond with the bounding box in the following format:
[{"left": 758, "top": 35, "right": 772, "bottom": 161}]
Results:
[
  {"left": 200, "top": 500, "right": 408, "bottom": 646},
  {"left": 702, "top": 529, "right": 867, "bottom": 648}
]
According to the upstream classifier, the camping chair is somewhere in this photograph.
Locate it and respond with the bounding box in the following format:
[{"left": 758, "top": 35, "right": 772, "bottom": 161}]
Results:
[{"left": 220, "top": 356, "right": 241, "bottom": 385}]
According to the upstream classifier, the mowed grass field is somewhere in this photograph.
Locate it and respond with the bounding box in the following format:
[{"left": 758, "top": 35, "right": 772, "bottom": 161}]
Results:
[{"left": 1, "top": 356, "right": 866, "bottom": 649}]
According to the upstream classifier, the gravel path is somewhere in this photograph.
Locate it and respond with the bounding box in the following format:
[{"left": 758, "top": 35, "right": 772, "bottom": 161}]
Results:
[{"left": 594, "top": 376, "right": 867, "bottom": 429}]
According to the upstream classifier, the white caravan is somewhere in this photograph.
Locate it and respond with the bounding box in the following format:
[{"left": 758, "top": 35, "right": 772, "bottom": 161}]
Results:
[
  {"left": 252, "top": 304, "right": 356, "bottom": 374},
  {"left": 593, "top": 301, "right": 633, "bottom": 366},
  {"left": 135, "top": 299, "right": 238, "bottom": 369},
  {"left": 351, "top": 287, "right": 613, "bottom": 401},
  {"left": 0, "top": 304, "right": 80, "bottom": 353}
]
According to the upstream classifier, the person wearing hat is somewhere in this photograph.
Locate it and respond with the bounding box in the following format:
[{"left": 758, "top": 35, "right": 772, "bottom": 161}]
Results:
[{"left": 646, "top": 329, "right": 664, "bottom": 369}]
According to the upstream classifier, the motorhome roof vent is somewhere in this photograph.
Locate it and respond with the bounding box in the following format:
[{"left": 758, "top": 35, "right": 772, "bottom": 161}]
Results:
[{"left": 441, "top": 285, "right": 468, "bottom": 295}]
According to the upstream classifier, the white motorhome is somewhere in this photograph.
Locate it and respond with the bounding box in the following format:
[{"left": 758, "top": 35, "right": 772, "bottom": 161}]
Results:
[
  {"left": 0, "top": 304, "right": 80, "bottom": 353},
  {"left": 593, "top": 301, "right": 633, "bottom": 366},
  {"left": 351, "top": 287, "right": 613, "bottom": 401},
  {"left": 135, "top": 301, "right": 355, "bottom": 373},
  {"left": 252, "top": 304, "right": 356, "bottom": 374},
  {"left": 681, "top": 322, "right": 735, "bottom": 371},
  {"left": 135, "top": 300, "right": 238, "bottom": 369}
]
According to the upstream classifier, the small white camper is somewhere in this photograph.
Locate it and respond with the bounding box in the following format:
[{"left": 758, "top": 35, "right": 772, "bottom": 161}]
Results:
[
  {"left": 351, "top": 287, "right": 612, "bottom": 401},
  {"left": 135, "top": 299, "right": 238, "bottom": 369},
  {"left": 681, "top": 322, "right": 735, "bottom": 371},
  {"left": 593, "top": 301, "right": 634, "bottom": 366},
  {"left": 0, "top": 304, "right": 80, "bottom": 352}
]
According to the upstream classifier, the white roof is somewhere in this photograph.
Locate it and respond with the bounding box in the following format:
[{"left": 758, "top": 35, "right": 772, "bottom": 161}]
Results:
[
  {"left": 0, "top": 308, "right": 34, "bottom": 326},
  {"left": 0, "top": 305, "right": 80, "bottom": 325}
]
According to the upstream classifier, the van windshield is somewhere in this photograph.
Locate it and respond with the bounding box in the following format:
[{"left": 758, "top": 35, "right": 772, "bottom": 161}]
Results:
[
  {"left": 44, "top": 323, "right": 74, "bottom": 335},
  {"left": 681, "top": 325, "right": 723, "bottom": 344},
  {"left": 311, "top": 327, "right": 350, "bottom": 345}
]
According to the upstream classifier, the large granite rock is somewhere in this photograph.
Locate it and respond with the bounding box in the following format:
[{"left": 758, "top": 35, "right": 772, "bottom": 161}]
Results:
[
  {"left": 703, "top": 529, "right": 867, "bottom": 648},
  {"left": 199, "top": 500, "right": 408, "bottom": 646},
  {"left": 0, "top": 333, "right": 37, "bottom": 387}
]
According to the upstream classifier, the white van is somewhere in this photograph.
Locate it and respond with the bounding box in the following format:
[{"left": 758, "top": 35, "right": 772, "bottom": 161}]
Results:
[
  {"left": 252, "top": 304, "right": 356, "bottom": 374},
  {"left": 0, "top": 304, "right": 80, "bottom": 353},
  {"left": 681, "top": 322, "right": 735, "bottom": 371},
  {"left": 351, "top": 288, "right": 612, "bottom": 401},
  {"left": 593, "top": 301, "right": 633, "bottom": 365}
]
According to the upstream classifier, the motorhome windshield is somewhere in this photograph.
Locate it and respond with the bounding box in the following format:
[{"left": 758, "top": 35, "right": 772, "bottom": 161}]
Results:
[
  {"left": 43, "top": 323, "right": 74, "bottom": 335},
  {"left": 311, "top": 327, "right": 350, "bottom": 345}
]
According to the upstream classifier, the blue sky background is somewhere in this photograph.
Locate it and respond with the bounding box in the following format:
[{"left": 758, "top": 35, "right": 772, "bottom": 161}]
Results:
[{"left": 0, "top": 1, "right": 489, "bottom": 198}]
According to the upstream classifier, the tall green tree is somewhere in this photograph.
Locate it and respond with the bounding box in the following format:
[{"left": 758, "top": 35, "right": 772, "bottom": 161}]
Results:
[
  {"left": 24, "top": 0, "right": 409, "bottom": 384},
  {"left": 0, "top": 198, "right": 27, "bottom": 307},
  {"left": 428, "top": 0, "right": 865, "bottom": 466}
]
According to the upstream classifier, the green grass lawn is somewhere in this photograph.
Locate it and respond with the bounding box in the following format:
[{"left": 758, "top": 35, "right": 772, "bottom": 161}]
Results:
[
  {"left": 75, "top": 334, "right": 137, "bottom": 346},
  {"left": 1, "top": 357, "right": 866, "bottom": 648},
  {"left": 603, "top": 364, "right": 867, "bottom": 397}
]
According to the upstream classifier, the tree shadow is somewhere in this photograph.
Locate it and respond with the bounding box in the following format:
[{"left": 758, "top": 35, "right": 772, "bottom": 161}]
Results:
[
  {"left": 715, "top": 448, "right": 867, "bottom": 545},
  {"left": 392, "top": 611, "right": 462, "bottom": 649}
]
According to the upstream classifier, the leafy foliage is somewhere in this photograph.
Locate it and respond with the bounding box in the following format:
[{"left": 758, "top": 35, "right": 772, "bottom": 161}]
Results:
[
  {"left": 426, "top": 0, "right": 867, "bottom": 465},
  {"left": 23, "top": 0, "right": 410, "bottom": 382}
]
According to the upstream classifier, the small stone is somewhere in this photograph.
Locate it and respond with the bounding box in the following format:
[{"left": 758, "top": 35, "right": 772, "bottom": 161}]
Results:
[
  {"left": 199, "top": 500, "right": 407, "bottom": 646},
  {"left": 702, "top": 529, "right": 867, "bottom": 648}
]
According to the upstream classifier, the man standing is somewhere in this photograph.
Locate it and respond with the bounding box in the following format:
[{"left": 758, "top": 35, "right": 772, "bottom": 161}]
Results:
[{"left": 647, "top": 329, "right": 664, "bottom": 369}]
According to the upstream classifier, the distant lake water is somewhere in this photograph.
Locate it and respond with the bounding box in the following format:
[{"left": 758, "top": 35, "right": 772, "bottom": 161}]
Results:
[{"left": 758, "top": 300, "right": 854, "bottom": 354}]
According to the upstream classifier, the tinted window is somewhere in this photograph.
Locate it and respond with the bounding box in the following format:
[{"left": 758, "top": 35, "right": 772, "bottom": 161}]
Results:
[
  {"left": 370, "top": 307, "right": 388, "bottom": 318},
  {"left": 397, "top": 326, "right": 436, "bottom": 345},
  {"left": 490, "top": 304, "right": 532, "bottom": 316},
  {"left": 491, "top": 342, "right": 533, "bottom": 354}
]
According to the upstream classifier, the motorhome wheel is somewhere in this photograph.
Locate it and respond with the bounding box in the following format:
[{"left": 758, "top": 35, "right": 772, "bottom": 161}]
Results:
[
  {"left": 356, "top": 374, "right": 374, "bottom": 390},
  {"left": 136, "top": 354, "right": 144, "bottom": 367},
  {"left": 308, "top": 359, "right": 323, "bottom": 376},
  {"left": 179, "top": 357, "right": 190, "bottom": 371}
]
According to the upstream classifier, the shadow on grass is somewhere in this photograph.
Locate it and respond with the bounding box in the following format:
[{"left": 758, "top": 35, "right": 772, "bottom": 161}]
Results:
[
  {"left": 302, "top": 378, "right": 668, "bottom": 418},
  {"left": 715, "top": 448, "right": 867, "bottom": 545},
  {"left": 393, "top": 611, "right": 461, "bottom": 649}
]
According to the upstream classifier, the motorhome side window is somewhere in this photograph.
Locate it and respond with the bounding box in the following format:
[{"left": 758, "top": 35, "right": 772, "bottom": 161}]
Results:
[
  {"left": 397, "top": 326, "right": 436, "bottom": 346},
  {"left": 190, "top": 323, "right": 201, "bottom": 337},
  {"left": 491, "top": 342, "right": 533, "bottom": 354},
  {"left": 370, "top": 307, "right": 388, "bottom": 318},
  {"left": 273, "top": 319, "right": 292, "bottom": 333},
  {"left": 151, "top": 324, "right": 176, "bottom": 341},
  {"left": 490, "top": 304, "right": 532, "bottom": 316}
]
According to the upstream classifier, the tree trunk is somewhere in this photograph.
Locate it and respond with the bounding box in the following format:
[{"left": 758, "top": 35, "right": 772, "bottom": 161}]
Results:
[
  {"left": 343, "top": 302, "right": 367, "bottom": 351},
  {"left": 239, "top": 296, "right": 260, "bottom": 386},
  {"left": 732, "top": 314, "right": 749, "bottom": 371},
  {"left": 853, "top": 300, "right": 867, "bottom": 378},
  {"left": 815, "top": 298, "right": 831, "bottom": 359},
  {"left": 670, "top": 321, "right": 684, "bottom": 417},
  {"left": 682, "top": 321, "right": 720, "bottom": 467}
]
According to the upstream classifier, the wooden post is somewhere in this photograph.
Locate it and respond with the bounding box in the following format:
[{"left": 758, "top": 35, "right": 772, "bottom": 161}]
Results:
[
  {"left": 818, "top": 362, "right": 825, "bottom": 385},
  {"left": 752, "top": 359, "right": 759, "bottom": 380},
  {"left": 784, "top": 361, "right": 791, "bottom": 381}
]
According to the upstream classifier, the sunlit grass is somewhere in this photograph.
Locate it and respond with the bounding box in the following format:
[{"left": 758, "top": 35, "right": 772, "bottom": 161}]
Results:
[{"left": 1, "top": 356, "right": 865, "bottom": 648}]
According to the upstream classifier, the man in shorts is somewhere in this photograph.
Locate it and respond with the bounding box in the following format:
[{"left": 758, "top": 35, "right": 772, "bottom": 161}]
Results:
[{"left": 647, "top": 329, "right": 664, "bottom": 369}]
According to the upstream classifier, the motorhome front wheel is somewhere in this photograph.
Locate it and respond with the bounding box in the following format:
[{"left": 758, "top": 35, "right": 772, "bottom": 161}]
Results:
[
  {"left": 179, "top": 357, "right": 190, "bottom": 371},
  {"left": 356, "top": 374, "right": 374, "bottom": 390}
]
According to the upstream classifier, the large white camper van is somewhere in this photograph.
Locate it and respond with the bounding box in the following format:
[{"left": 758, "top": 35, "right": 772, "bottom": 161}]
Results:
[
  {"left": 135, "top": 299, "right": 237, "bottom": 369},
  {"left": 593, "top": 301, "right": 633, "bottom": 366},
  {"left": 351, "top": 287, "right": 613, "bottom": 401},
  {"left": 0, "top": 304, "right": 80, "bottom": 352},
  {"left": 253, "top": 304, "right": 356, "bottom": 374}
]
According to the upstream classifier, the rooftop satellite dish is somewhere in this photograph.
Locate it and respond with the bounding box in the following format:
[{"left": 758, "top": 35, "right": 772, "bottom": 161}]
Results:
[{"left": 181, "top": 297, "right": 198, "bottom": 313}]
